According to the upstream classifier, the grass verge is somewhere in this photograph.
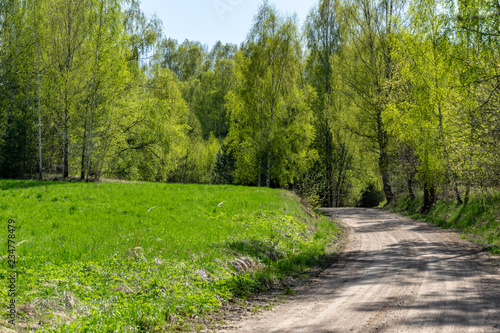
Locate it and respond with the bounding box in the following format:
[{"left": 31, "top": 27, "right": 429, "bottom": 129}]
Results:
[
  {"left": 0, "top": 180, "right": 340, "bottom": 332},
  {"left": 388, "top": 191, "right": 500, "bottom": 254}
]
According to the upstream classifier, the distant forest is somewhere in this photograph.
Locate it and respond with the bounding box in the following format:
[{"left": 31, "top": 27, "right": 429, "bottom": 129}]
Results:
[{"left": 0, "top": 0, "right": 499, "bottom": 208}]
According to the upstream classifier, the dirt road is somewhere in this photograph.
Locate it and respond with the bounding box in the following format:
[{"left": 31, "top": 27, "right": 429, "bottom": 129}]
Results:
[{"left": 227, "top": 208, "right": 500, "bottom": 332}]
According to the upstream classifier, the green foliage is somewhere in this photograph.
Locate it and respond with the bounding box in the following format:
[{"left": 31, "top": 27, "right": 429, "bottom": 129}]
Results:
[
  {"left": 211, "top": 142, "right": 235, "bottom": 185},
  {"left": 0, "top": 180, "right": 339, "bottom": 331},
  {"left": 226, "top": 2, "right": 316, "bottom": 188},
  {"left": 0, "top": 0, "right": 39, "bottom": 179},
  {"left": 390, "top": 190, "right": 500, "bottom": 254},
  {"left": 162, "top": 39, "right": 207, "bottom": 82},
  {"left": 358, "top": 184, "right": 385, "bottom": 208},
  {"left": 0, "top": 112, "right": 38, "bottom": 178},
  {"left": 384, "top": 3, "right": 451, "bottom": 191},
  {"left": 381, "top": 0, "right": 500, "bottom": 209},
  {"left": 191, "top": 57, "right": 236, "bottom": 139},
  {"left": 123, "top": 0, "right": 163, "bottom": 64},
  {"left": 303, "top": 0, "right": 358, "bottom": 208},
  {"left": 1, "top": 0, "right": 499, "bottom": 211}
]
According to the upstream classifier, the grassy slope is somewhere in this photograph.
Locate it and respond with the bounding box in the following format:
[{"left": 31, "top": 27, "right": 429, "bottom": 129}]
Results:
[
  {"left": 0, "top": 180, "right": 340, "bottom": 332},
  {"left": 389, "top": 192, "right": 500, "bottom": 254}
]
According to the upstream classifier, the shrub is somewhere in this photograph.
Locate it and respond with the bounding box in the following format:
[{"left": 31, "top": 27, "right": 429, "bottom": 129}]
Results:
[{"left": 358, "top": 184, "right": 385, "bottom": 207}]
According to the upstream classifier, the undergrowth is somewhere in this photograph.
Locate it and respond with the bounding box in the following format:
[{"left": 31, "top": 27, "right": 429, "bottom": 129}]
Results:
[{"left": 389, "top": 191, "right": 500, "bottom": 254}]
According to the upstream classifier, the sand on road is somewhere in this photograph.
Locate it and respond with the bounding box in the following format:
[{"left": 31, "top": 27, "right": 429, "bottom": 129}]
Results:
[{"left": 226, "top": 208, "right": 500, "bottom": 333}]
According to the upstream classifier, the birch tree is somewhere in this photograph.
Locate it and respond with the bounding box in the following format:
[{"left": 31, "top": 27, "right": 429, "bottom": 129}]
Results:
[
  {"left": 305, "top": 0, "right": 351, "bottom": 206},
  {"left": 340, "top": 0, "right": 407, "bottom": 203},
  {"left": 227, "top": 1, "right": 315, "bottom": 187}
]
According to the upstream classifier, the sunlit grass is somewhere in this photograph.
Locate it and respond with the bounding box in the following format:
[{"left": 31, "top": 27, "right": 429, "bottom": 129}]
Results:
[
  {"left": 0, "top": 180, "right": 339, "bottom": 332},
  {"left": 390, "top": 190, "right": 500, "bottom": 254}
]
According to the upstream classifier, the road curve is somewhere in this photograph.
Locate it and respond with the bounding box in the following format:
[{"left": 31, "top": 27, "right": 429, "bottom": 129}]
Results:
[{"left": 227, "top": 208, "right": 500, "bottom": 333}]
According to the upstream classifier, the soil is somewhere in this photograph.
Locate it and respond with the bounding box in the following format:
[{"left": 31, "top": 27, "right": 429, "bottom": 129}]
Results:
[{"left": 219, "top": 207, "right": 500, "bottom": 333}]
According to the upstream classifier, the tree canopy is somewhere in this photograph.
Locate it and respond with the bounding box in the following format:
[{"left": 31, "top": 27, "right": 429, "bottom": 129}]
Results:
[{"left": 1, "top": 0, "right": 498, "bottom": 209}]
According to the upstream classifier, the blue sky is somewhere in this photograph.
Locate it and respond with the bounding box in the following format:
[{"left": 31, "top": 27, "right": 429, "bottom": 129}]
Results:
[{"left": 139, "top": 0, "right": 318, "bottom": 48}]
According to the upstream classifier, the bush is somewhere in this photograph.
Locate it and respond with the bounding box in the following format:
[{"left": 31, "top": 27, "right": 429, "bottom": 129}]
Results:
[{"left": 358, "top": 184, "right": 385, "bottom": 207}]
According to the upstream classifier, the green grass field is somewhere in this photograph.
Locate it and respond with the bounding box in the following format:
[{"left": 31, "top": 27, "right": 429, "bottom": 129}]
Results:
[
  {"left": 389, "top": 191, "right": 500, "bottom": 254},
  {"left": 0, "top": 180, "right": 340, "bottom": 332}
]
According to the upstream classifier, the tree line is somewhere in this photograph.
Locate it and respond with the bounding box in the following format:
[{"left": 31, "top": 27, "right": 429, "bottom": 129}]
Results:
[{"left": 1, "top": 0, "right": 499, "bottom": 209}]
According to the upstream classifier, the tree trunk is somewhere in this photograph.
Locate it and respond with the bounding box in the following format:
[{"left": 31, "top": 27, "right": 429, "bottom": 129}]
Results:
[
  {"left": 433, "top": 26, "right": 462, "bottom": 205},
  {"left": 367, "top": 2, "right": 394, "bottom": 205},
  {"left": 258, "top": 158, "right": 262, "bottom": 187},
  {"left": 258, "top": 97, "right": 264, "bottom": 187},
  {"left": 85, "top": 0, "right": 105, "bottom": 183},
  {"left": 337, "top": 155, "right": 351, "bottom": 207},
  {"left": 266, "top": 148, "right": 271, "bottom": 188},
  {"left": 325, "top": 120, "right": 334, "bottom": 207},
  {"left": 464, "top": 185, "right": 470, "bottom": 206},
  {"left": 407, "top": 176, "right": 415, "bottom": 201},
  {"left": 335, "top": 142, "right": 346, "bottom": 207},
  {"left": 80, "top": 120, "right": 87, "bottom": 180},
  {"left": 266, "top": 97, "right": 276, "bottom": 188},
  {"left": 62, "top": 1, "right": 72, "bottom": 180},
  {"left": 96, "top": 123, "right": 112, "bottom": 181},
  {"left": 63, "top": 112, "right": 69, "bottom": 179},
  {"left": 439, "top": 106, "right": 462, "bottom": 205},
  {"left": 85, "top": 130, "right": 92, "bottom": 182},
  {"left": 258, "top": 124, "right": 262, "bottom": 187},
  {"left": 379, "top": 137, "right": 394, "bottom": 204},
  {"left": 183, "top": 148, "right": 189, "bottom": 183},
  {"left": 35, "top": 6, "right": 43, "bottom": 180},
  {"left": 421, "top": 180, "right": 435, "bottom": 214}
]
